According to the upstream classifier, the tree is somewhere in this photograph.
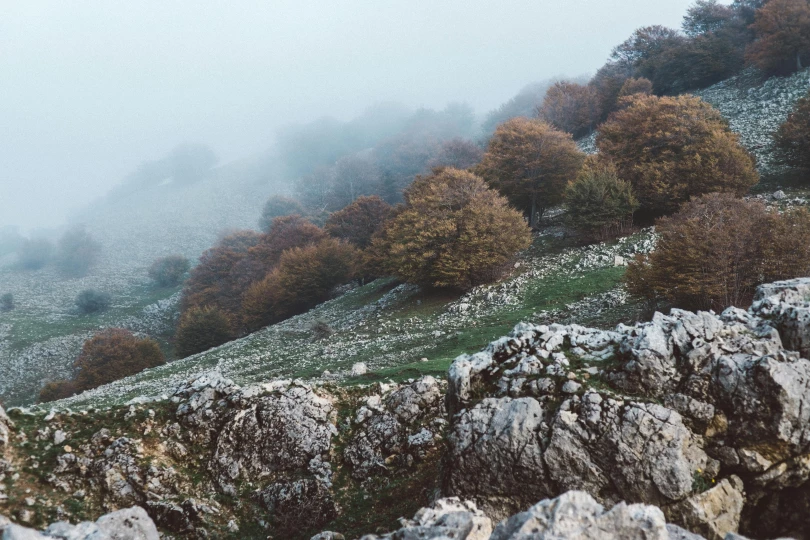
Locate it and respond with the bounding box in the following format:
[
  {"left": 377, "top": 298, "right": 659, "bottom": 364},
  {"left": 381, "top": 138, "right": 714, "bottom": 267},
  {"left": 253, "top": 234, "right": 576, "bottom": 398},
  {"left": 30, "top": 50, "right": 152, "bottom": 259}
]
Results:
[
  {"left": 539, "top": 81, "right": 601, "bottom": 138},
  {"left": 74, "top": 329, "right": 165, "bottom": 391},
  {"left": 39, "top": 380, "right": 79, "bottom": 403},
  {"left": 242, "top": 239, "right": 358, "bottom": 331},
  {"left": 55, "top": 226, "right": 101, "bottom": 277},
  {"left": 481, "top": 80, "right": 557, "bottom": 135},
  {"left": 617, "top": 77, "right": 653, "bottom": 100},
  {"left": 611, "top": 26, "right": 687, "bottom": 92},
  {"left": 590, "top": 61, "right": 636, "bottom": 119},
  {"left": 371, "top": 168, "right": 531, "bottom": 289},
  {"left": 775, "top": 90, "right": 810, "bottom": 168},
  {"left": 747, "top": 0, "right": 810, "bottom": 73},
  {"left": 258, "top": 196, "right": 305, "bottom": 232},
  {"left": 564, "top": 160, "right": 639, "bottom": 239},
  {"left": 684, "top": 0, "right": 737, "bottom": 37},
  {"left": 324, "top": 196, "right": 394, "bottom": 249},
  {"left": 148, "top": 255, "right": 190, "bottom": 287},
  {"left": 427, "top": 138, "right": 484, "bottom": 171},
  {"left": 17, "top": 238, "right": 53, "bottom": 270},
  {"left": 328, "top": 156, "right": 381, "bottom": 211},
  {"left": 0, "top": 293, "right": 13, "bottom": 312},
  {"left": 596, "top": 94, "right": 758, "bottom": 216},
  {"left": 626, "top": 193, "right": 810, "bottom": 311},
  {"left": 181, "top": 230, "right": 262, "bottom": 318},
  {"left": 477, "top": 118, "right": 585, "bottom": 227},
  {"left": 75, "top": 289, "right": 111, "bottom": 314},
  {"left": 175, "top": 306, "right": 233, "bottom": 357}
]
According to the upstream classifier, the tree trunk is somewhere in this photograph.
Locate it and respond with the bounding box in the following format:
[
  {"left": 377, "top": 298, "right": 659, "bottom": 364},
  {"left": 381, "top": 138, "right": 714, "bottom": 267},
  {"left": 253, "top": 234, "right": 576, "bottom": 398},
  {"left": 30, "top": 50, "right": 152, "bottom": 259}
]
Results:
[
  {"left": 530, "top": 193, "right": 538, "bottom": 229},
  {"left": 798, "top": 51, "right": 803, "bottom": 71}
]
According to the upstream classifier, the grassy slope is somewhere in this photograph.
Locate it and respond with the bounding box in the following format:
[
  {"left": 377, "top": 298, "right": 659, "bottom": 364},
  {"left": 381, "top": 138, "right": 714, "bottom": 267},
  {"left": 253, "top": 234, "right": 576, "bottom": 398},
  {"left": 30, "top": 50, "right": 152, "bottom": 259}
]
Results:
[{"left": 49, "top": 230, "right": 653, "bottom": 410}]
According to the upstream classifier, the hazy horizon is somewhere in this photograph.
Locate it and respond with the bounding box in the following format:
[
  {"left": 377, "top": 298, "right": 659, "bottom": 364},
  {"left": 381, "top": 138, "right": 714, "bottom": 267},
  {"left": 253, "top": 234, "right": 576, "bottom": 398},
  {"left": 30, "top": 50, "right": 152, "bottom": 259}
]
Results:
[{"left": 1, "top": 0, "right": 719, "bottom": 232}]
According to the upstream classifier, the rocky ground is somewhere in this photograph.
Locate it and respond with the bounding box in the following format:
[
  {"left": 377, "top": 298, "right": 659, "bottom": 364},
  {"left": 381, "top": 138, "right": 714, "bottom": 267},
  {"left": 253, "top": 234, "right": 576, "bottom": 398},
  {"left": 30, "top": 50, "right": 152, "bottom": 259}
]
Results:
[{"left": 3, "top": 278, "right": 810, "bottom": 538}]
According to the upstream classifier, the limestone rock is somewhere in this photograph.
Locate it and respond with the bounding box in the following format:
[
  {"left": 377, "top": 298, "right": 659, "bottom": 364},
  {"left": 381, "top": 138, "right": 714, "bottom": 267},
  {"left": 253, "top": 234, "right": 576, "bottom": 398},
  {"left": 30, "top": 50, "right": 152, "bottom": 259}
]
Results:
[
  {"left": 664, "top": 477, "right": 744, "bottom": 540},
  {"left": 359, "top": 497, "right": 491, "bottom": 540}
]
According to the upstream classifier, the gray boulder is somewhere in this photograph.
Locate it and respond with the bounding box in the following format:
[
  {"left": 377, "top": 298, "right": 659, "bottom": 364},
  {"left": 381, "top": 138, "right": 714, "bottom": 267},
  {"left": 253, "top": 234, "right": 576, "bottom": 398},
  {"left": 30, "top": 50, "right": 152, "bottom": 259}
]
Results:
[
  {"left": 359, "top": 497, "right": 491, "bottom": 540},
  {"left": 0, "top": 506, "right": 158, "bottom": 540}
]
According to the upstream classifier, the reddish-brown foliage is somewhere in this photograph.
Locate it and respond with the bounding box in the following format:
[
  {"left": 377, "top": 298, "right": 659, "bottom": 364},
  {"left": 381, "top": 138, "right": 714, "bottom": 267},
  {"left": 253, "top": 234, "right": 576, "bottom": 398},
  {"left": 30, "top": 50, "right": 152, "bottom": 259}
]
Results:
[
  {"left": 747, "top": 0, "right": 810, "bottom": 73},
  {"left": 73, "top": 329, "right": 165, "bottom": 392},
  {"left": 539, "top": 81, "right": 601, "bottom": 137},
  {"left": 775, "top": 91, "right": 810, "bottom": 168},
  {"left": 324, "top": 196, "right": 394, "bottom": 249}
]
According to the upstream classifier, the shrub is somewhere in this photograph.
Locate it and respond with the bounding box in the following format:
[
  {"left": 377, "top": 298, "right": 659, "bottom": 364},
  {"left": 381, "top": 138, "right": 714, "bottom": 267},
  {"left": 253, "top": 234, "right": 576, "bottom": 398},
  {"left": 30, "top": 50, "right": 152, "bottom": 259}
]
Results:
[
  {"left": 73, "top": 329, "right": 165, "bottom": 391},
  {"left": 0, "top": 293, "right": 13, "bottom": 312},
  {"left": 55, "top": 226, "right": 101, "bottom": 277},
  {"left": 75, "top": 289, "right": 111, "bottom": 314},
  {"left": 258, "top": 196, "right": 305, "bottom": 232},
  {"left": 324, "top": 196, "right": 394, "bottom": 249},
  {"left": 148, "top": 255, "right": 190, "bottom": 287},
  {"left": 775, "top": 91, "right": 810, "bottom": 168},
  {"left": 39, "top": 380, "right": 79, "bottom": 403},
  {"left": 617, "top": 77, "right": 653, "bottom": 100},
  {"left": 175, "top": 306, "right": 234, "bottom": 358},
  {"left": 564, "top": 160, "right": 639, "bottom": 239},
  {"left": 746, "top": 0, "right": 810, "bottom": 74},
  {"left": 310, "top": 320, "right": 334, "bottom": 340},
  {"left": 371, "top": 168, "right": 531, "bottom": 289},
  {"left": 539, "top": 81, "right": 601, "bottom": 137},
  {"left": 596, "top": 94, "right": 759, "bottom": 217},
  {"left": 17, "top": 238, "right": 53, "bottom": 270},
  {"left": 626, "top": 193, "right": 810, "bottom": 311},
  {"left": 590, "top": 60, "right": 635, "bottom": 120},
  {"left": 477, "top": 118, "right": 585, "bottom": 227},
  {"left": 242, "top": 239, "right": 358, "bottom": 331}
]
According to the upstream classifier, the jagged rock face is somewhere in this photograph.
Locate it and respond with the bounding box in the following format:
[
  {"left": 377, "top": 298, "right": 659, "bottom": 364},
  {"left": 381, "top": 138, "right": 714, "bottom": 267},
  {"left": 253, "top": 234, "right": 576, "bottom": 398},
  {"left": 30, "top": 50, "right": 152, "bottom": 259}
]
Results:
[
  {"left": 344, "top": 376, "right": 446, "bottom": 479},
  {"left": 357, "top": 497, "right": 492, "bottom": 540},
  {"left": 352, "top": 491, "right": 734, "bottom": 540},
  {"left": 0, "top": 506, "right": 160, "bottom": 540},
  {"left": 445, "top": 278, "right": 810, "bottom": 538},
  {"left": 0, "top": 404, "right": 11, "bottom": 449},
  {"left": 172, "top": 371, "right": 239, "bottom": 446},
  {"left": 211, "top": 382, "right": 337, "bottom": 495}
]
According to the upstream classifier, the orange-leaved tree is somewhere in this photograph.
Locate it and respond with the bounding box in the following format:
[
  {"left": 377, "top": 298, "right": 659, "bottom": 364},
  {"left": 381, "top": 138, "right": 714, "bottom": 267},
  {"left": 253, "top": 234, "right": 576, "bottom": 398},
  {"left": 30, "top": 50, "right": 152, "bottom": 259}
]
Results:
[
  {"left": 597, "top": 94, "right": 758, "bottom": 217},
  {"left": 775, "top": 90, "right": 810, "bottom": 168},
  {"left": 746, "top": 0, "right": 810, "bottom": 74},
  {"left": 371, "top": 167, "right": 531, "bottom": 289},
  {"left": 324, "top": 195, "right": 394, "bottom": 249},
  {"left": 539, "top": 81, "right": 601, "bottom": 138},
  {"left": 477, "top": 118, "right": 584, "bottom": 227}
]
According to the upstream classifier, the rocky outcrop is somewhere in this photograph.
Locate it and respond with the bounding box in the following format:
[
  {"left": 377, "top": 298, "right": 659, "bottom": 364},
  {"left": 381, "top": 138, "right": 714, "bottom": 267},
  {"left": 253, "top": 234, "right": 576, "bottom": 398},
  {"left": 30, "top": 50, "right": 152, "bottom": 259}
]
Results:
[
  {"left": 350, "top": 490, "right": 754, "bottom": 540},
  {"left": 0, "top": 506, "right": 159, "bottom": 540},
  {"left": 444, "top": 278, "right": 810, "bottom": 538},
  {"left": 344, "top": 376, "right": 446, "bottom": 479}
]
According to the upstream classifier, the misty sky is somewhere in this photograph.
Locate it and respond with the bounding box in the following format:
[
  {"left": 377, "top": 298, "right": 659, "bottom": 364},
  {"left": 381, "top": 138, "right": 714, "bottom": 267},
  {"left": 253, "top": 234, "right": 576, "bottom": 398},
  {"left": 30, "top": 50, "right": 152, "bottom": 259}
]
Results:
[{"left": 1, "top": 0, "right": 724, "bottom": 232}]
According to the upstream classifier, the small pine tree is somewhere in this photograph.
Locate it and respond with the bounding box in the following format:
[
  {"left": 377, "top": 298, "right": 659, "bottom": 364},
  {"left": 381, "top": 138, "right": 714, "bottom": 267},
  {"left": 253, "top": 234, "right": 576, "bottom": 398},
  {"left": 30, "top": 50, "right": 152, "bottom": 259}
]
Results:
[
  {"left": 174, "top": 306, "right": 233, "bottom": 357},
  {"left": 564, "top": 160, "right": 639, "bottom": 239},
  {"left": 75, "top": 289, "right": 111, "bottom": 314}
]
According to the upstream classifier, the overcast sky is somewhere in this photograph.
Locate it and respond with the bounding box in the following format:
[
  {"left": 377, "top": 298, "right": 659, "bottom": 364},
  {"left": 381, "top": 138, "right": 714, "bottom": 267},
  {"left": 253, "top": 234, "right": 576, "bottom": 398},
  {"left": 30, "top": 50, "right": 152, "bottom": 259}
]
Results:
[{"left": 0, "top": 0, "right": 722, "bottom": 232}]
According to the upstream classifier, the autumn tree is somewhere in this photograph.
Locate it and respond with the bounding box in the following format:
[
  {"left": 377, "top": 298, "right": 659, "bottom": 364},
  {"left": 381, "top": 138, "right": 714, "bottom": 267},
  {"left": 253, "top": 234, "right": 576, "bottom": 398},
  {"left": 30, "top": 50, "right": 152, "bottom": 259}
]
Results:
[
  {"left": 477, "top": 118, "right": 585, "bottom": 227},
  {"left": 626, "top": 193, "right": 810, "bottom": 311},
  {"left": 181, "top": 230, "right": 262, "bottom": 318},
  {"left": 175, "top": 306, "right": 233, "bottom": 358},
  {"left": 371, "top": 168, "right": 531, "bottom": 289},
  {"left": 242, "top": 239, "right": 357, "bottom": 331},
  {"left": 258, "top": 196, "right": 305, "bottom": 232},
  {"left": 590, "top": 61, "right": 636, "bottom": 120},
  {"left": 617, "top": 77, "right": 653, "bottom": 100},
  {"left": 148, "top": 255, "right": 190, "bottom": 287},
  {"left": 596, "top": 94, "right": 758, "bottom": 216},
  {"left": 539, "top": 81, "right": 601, "bottom": 138},
  {"left": 73, "top": 329, "right": 165, "bottom": 391},
  {"left": 564, "top": 159, "right": 639, "bottom": 239},
  {"left": 747, "top": 0, "right": 810, "bottom": 73},
  {"left": 775, "top": 90, "right": 810, "bottom": 168},
  {"left": 324, "top": 195, "right": 394, "bottom": 248}
]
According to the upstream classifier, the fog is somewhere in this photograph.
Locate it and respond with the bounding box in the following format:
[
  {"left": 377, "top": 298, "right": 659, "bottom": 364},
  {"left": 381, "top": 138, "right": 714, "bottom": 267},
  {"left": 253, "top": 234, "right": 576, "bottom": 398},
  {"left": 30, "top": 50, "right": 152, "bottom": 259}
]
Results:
[{"left": 1, "top": 0, "right": 715, "bottom": 232}]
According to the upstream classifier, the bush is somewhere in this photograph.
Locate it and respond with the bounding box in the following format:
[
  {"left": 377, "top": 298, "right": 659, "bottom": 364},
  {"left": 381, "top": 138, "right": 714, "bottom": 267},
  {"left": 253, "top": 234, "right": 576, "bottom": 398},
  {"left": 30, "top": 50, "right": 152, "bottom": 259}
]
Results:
[
  {"left": 242, "top": 239, "right": 358, "bottom": 331},
  {"left": 617, "top": 77, "right": 653, "bottom": 100},
  {"left": 371, "top": 168, "right": 531, "bottom": 290},
  {"left": 596, "top": 94, "right": 759, "bottom": 217},
  {"left": 73, "top": 329, "right": 165, "bottom": 391},
  {"left": 174, "top": 306, "right": 233, "bottom": 358},
  {"left": 0, "top": 293, "right": 13, "bottom": 312},
  {"left": 75, "top": 289, "right": 111, "bottom": 314},
  {"left": 775, "top": 91, "right": 810, "bottom": 169},
  {"left": 55, "top": 226, "right": 101, "bottom": 277},
  {"left": 477, "top": 118, "right": 585, "bottom": 227},
  {"left": 39, "top": 380, "right": 79, "bottom": 403},
  {"left": 564, "top": 160, "right": 639, "bottom": 239},
  {"left": 310, "top": 320, "right": 334, "bottom": 340},
  {"left": 539, "top": 81, "right": 601, "bottom": 138},
  {"left": 17, "top": 238, "right": 53, "bottom": 270},
  {"left": 626, "top": 193, "right": 810, "bottom": 311},
  {"left": 148, "top": 255, "right": 190, "bottom": 287},
  {"left": 258, "top": 196, "right": 305, "bottom": 232},
  {"left": 324, "top": 196, "right": 394, "bottom": 249}
]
